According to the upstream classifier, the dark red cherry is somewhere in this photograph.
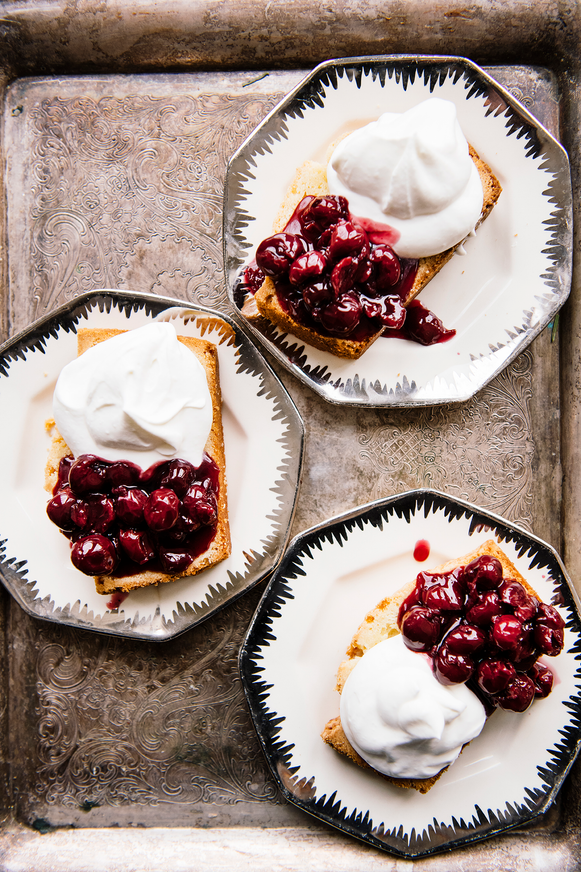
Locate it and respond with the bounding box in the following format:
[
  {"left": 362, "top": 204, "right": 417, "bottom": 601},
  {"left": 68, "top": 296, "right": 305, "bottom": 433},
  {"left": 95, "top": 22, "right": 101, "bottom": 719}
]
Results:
[
  {"left": 462, "top": 555, "right": 503, "bottom": 591},
  {"left": 159, "top": 459, "right": 196, "bottom": 497},
  {"left": 435, "top": 643, "right": 474, "bottom": 684},
  {"left": 144, "top": 488, "right": 180, "bottom": 532},
  {"left": 113, "top": 486, "right": 148, "bottom": 527},
  {"left": 400, "top": 606, "right": 442, "bottom": 652},
  {"left": 498, "top": 580, "right": 538, "bottom": 621},
  {"left": 289, "top": 251, "right": 327, "bottom": 286},
  {"left": 183, "top": 485, "right": 218, "bottom": 528},
  {"left": 528, "top": 661, "right": 554, "bottom": 698},
  {"left": 496, "top": 674, "right": 535, "bottom": 713},
  {"left": 46, "top": 488, "right": 77, "bottom": 531},
  {"left": 403, "top": 300, "right": 456, "bottom": 346},
  {"left": 71, "top": 534, "right": 118, "bottom": 575},
  {"left": 330, "top": 256, "right": 359, "bottom": 296},
  {"left": 445, "top": 624, "right": 487, "bottom": 656},
  {"left": 304, "top": 196, "right": 349, "bottom": 229},
  {"left": 256, "top": 233, "right": 307, "bottom": 277},
  {"left": 119, "top": 529, "right": 156, "bottom": 565},
  {"left": 318, "top": 292, "right": 362, "bottom": 335},
  {"left": 421, "top": 570, "right": 465, "bottom": 612},
  {"left": 302, "top": 279, "right": 334, "bottom": 312},
  {"left": 360, "top": 294, "right": 406, "bottom": 329},
  {"left": 536, "top": 603, "right": 565, "bottom": 630},
  {"left": 534, "top": 623, "right": 564, "bottom": 657},
  {"left": 243, "top": 264, "right": 265, "bottom": 294},
  {"left": 158, "top": 546, "right": 193, "bottom": 574},
  {"left": 327, "top": 221, "right": 369, "bottom": 262},
  {"left": 68, "top": 455, "right": 110, "bottom": 495},
  {"left": 477, "top": 658, "right": 516, "bottom": 695},
  {"left": 491, "top": 614, "right": 524, "bottom": 653},
  {"left": 368, "top": 245, "right": 401, "bottom": 289},
  {"left": 466, "top": 590, "right": 502, "bottom": 626},
  {"left": 106, "top": 460, "right": 141, "bottom": 488},
  {"left": 70, "top": 494, "right": 115, "bottom": 533},
  {"left": 55, "top": 455, "right": 74, "bottom": 491}
]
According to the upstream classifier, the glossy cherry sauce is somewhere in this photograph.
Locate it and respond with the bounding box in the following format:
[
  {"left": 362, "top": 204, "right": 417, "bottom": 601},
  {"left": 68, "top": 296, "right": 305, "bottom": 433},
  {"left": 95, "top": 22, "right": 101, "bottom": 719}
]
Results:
[
  {"left": 397, "top": 553, "right": 564, "bottom": 713},
  {"left": 239, "top": 194, "right": 456, "bottom": 346},
  {"left": 47, "top": 453, "right": 220, "bottom": 578}
]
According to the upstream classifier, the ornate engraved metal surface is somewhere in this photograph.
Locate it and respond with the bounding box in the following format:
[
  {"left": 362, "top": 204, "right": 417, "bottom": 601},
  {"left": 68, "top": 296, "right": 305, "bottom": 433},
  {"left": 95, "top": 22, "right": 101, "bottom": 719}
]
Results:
[{"left": 1, "top": 68, "right": 564, "bottom": 837}]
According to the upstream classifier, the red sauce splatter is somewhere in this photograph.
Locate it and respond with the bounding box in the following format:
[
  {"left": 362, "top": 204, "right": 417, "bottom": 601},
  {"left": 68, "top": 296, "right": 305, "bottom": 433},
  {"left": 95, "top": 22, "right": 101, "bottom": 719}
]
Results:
[
  {"left": 107, "top": 591, "right": 129, "bottom": 610},
  {"left": 413, "top": 539, "right": 430, "bottom": 562}
]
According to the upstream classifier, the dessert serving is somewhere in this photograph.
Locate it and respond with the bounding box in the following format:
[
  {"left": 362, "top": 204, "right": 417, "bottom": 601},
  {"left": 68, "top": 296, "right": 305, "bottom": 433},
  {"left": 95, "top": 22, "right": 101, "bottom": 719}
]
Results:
[
  {"left": 44, "top": 322, "right": 230, "bottom": 595},
  {"left": 240, "top": 98, "right": 501, "bottom": 359},
  {"left": 322, "top": 540, "right": 564, "bottom": 792}
]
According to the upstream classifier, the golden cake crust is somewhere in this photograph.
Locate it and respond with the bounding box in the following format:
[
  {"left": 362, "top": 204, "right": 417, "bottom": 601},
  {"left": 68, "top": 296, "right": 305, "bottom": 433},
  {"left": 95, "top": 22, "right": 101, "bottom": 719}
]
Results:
[
  {"left": 45, "top": 327, "right": 230, "bottom": 595},
  {"left": 248, "top": 146, "right": 502, "bottom": 360},
  {"left": 321, "top": 540, "right": 535, "bottom": 793}
]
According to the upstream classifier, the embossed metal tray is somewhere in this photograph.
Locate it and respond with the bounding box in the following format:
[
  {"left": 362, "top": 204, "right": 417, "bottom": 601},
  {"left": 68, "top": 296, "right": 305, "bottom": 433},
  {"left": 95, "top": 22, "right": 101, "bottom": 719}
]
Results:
[
  {"left": 240, "top": 490, "right": 581, "bottom": 857},
  {"left": 0, "top": 289, "right": 304, "bottom": 640},
  {"left": 0, "top": 19, "right": 578, "bottom": 867},
  {"left": 224, "top": 56, "right": 572, "bottom": 407}
]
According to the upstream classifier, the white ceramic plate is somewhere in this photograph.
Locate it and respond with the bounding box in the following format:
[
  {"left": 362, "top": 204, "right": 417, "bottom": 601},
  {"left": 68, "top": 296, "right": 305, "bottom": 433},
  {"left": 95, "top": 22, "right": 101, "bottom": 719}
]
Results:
[
  {"left": 0, "top": 290, "right": 304, "bottom": 640},
  {"left": 240, "top": 491, "right": 581, "bottom": 857},
  {"left": 224, "top": 56, "right": 572, "bottom": 407}
]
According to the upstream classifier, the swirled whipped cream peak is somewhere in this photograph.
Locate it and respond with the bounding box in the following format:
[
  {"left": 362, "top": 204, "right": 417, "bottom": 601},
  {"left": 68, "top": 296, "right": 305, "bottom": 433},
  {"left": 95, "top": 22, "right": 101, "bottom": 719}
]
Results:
[
  {"left": 327, "top": 97, "right": 484, "bottom": 259},
  {"left": 53, "top": 322, "right": 213, "bottom": 469},
  {"left": 340, "top": 634, "right": 486, "bottom": 780}
]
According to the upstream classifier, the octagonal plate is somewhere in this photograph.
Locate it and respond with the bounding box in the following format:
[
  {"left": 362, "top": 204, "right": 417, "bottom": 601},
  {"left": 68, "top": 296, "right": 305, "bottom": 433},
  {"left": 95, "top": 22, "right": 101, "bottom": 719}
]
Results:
[
  {"left": 240, "top": 491, "right": 581, "bottom": 857},
  {"left": 0, "top": 290, "right": 304, "bottom": 640},
  {"left": 224, "top": 56, "right": 572, "bottom": 407}
]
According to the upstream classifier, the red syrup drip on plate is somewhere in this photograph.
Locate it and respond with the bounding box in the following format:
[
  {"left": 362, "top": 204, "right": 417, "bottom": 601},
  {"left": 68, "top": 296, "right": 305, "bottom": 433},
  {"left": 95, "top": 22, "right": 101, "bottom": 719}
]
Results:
[
  {"left": 413, "top": 539, "right": 430, "bottom": 562},
  {"left": 106, "top": 591, "right": 129, "bottom": 610}
]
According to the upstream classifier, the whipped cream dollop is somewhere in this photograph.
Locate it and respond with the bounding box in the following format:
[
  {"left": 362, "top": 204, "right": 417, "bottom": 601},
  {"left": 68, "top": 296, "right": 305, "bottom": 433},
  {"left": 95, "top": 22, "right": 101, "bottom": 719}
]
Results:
[
  {"left": 327, "top": 98, "right": 484, "bottom": 259},
  {"left": 340, "top": 634, "right": 486, "bottom": 780},
  {"left": 53, "top": 322, "right": 213, "bottom": 469}
]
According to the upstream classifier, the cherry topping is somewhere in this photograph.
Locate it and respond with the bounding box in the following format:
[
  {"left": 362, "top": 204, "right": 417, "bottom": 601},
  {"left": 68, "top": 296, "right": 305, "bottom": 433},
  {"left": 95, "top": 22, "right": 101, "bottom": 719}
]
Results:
[
  {"left": 256, "top": 233, "right": 307, "bottom": 277},
  {"left": 69, "top": 455, "right": 109, "bottom": 495},
  {"left": 435, "top": 643, "right": 474, "bottom": 685},
  {"left": 528, "top": 661, "right": 554, "bottom": 698},
  {"left": 159, "top": 459, "right": 196, "bottom": 498},
  {"left": 534, "top": 623, "right": 565, "bottom": 657},
  {"left": 477, "top": 658, "right": 516, "bottom": 695},
  {"left": 496, "top": 674, "right": 535, "bottom": 713},
  {"left": 71, "top": 534, "right": 119, "bottom": 576},
  {"left": 47, "top": 488, "right": 77, "bottom": 531},
  {"left": 144, "top": 488, "right": 180, "bottom": 532},
  {"left": 463, "top": 555, "right": 503, "bottom": 591},
  {"left": 396, "top": 549, "right": 564, "bottom": 713},
  {"left": 289, "top": 251, "right": 327, "bottom": 286},
  {"left": 444, "top": 624, "right": 487, "bottom": 656},
  {"left": 106, "top": 460, "right": 141, "bottom": 488},
  {"left": 70, "top": 494, "right": 115, "bottom": 533},
  {"left": 498, "top": 580, "right": 538, "bottom": 621},
  {"left": 328, "top": 221, "right": 369, "bottom": 261},
  {"left": 183, "top": 485, "right": 218, "bottom": 528},
  {"left": 318, "top": 292, "right": 362, "bottom": 335},
  {"left": 113, "top": 486, "right": 148, "bottom": 527},
  {"left": 48, "top": 452, "right": 222, "bottom": 580},
  {"left": 491, "top": 614, "right": 525, "bottom": 653},
  {"left": 119, "top": 529, "right": 156, "bottom": 565},
  {"left": 465, "top": 589, "right": 502, "bottom": 626},
  {"left": 400, "top": 606, "right": 441, "bottom": 652},
  {"left": 401, "top": 300, "right": 456, "bottom": 346}
]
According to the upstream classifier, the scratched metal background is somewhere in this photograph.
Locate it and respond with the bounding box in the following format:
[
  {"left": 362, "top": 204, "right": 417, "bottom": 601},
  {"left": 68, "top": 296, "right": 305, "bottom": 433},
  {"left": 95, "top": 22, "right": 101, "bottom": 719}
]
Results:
[{"left": 0, "top": 2, "right": 580, "bottom": 870}]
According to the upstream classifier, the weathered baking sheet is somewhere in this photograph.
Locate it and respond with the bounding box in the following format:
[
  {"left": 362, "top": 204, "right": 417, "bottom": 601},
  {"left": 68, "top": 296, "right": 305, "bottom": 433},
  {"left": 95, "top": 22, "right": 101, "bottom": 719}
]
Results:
[{"left": 0, "top": 39, "right": 578, "bottom": 872}]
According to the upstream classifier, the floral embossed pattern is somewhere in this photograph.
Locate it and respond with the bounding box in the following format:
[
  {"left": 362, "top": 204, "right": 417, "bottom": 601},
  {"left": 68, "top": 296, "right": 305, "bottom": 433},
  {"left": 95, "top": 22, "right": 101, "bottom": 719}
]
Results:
[
  {"left": 359, "top": 351, "right": 534, "bottom": 526},
  {"left": 15, "top": 90, "right": 280, "bottom": 322},
  {"left": 15, "top": 589, "right": 283, "bottom": 824}
]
